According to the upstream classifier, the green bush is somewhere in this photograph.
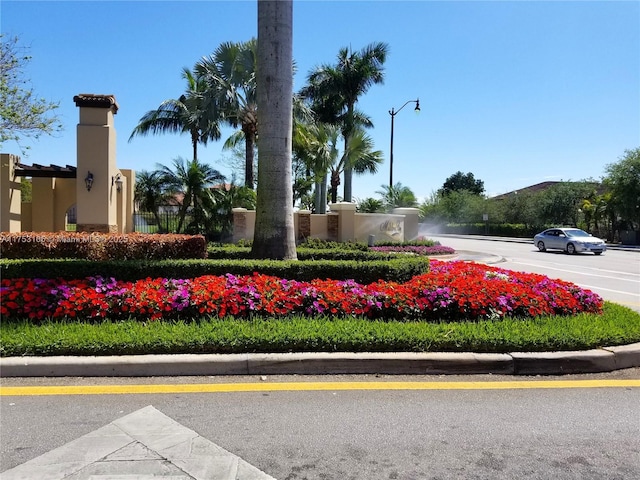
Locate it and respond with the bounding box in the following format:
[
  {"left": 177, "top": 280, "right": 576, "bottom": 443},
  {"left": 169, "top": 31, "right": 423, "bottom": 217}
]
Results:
[
  {"left": 0, "top": 232, "right": 207, "bottom": 260},
  {"left": 0, "top": 256, "right": 430, "bottom": 283},
  {"left": 298, "top": 238, "right": 369, "bottom": 251},
  {"left": 206, "top": 245, "right": 401, "bottom": 262},
  {"left": 442, "top": 223, "right": 547, "bottom": 238}
]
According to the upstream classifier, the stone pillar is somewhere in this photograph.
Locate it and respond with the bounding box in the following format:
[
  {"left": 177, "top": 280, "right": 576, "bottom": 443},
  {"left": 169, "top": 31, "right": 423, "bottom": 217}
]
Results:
[
  {"left": 393, "top": 207, "right": 421, "bottom": 241},
  {"left": 233, "top": 208, "right": 247, "bottom": 243},
  {"left": 296, "top": 210, "right": 311, "bottom": 242},
  {"left": 120, "top": 169, "right": 135, "bottom": 233},
  {"left": 327, "top": 213, "right": 339, "bottom": 242},
  {"left": 0, "top": 154, "right": 21, "bottom": 232},
  {"left": 329, "top": 202, "right": 357, "bottom": 242},
  {"left": 74, "top": 94, "right": 119, "bottom": 233}
]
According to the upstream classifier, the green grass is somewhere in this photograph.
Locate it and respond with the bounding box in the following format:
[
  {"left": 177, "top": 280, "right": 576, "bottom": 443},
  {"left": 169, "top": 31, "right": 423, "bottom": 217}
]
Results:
[{"left": 2, "top": 302, "right": 639, "bottom": 357}]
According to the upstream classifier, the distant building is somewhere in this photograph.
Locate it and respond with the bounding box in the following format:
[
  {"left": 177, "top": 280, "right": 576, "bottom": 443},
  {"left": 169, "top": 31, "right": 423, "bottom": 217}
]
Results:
[{"left": 491, "top": 181, "right": 604, "bottom": 200}]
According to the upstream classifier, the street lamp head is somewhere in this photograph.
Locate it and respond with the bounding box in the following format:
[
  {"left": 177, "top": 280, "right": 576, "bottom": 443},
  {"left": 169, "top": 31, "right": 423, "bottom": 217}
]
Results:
[{"left": 414, "top": 98, "right": 420, "bottom": 113}]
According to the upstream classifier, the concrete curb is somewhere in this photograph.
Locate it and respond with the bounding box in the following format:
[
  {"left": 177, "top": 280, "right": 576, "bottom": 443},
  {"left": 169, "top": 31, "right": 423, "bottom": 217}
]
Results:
[{"left": 1, "top": 343, "right": 638, "bottom": 377}]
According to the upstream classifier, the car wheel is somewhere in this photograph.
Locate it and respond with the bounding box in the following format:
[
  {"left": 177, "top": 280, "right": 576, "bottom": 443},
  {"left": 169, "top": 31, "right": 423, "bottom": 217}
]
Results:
[
  {"left": 566, "top": 243, "right": 576, "bottom": 255},
  {"left": 537, "top": 241, "right": 546, "bottom": 252},
  {"left": 594, "top": 251, "right": 602, "bottom": 256}
]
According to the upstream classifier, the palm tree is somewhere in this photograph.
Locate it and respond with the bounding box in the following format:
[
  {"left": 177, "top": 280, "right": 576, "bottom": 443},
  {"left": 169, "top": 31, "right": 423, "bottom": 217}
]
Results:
[
  {"left": 293, "top": 121, "right": 337, "bottom": 213},
  {"left": 157, "top": 157, "right": 226, "bottom": 234},
  {"left": 251, "top": 0, "right": 297, "bottom": 260},
  {"left": 301, "top": 42, "right": 388, "bottom": 202},
  {"left": 376, "top": 182, "right": 418, "bottom": 210},
  {"left": 357, "top": 197, "right": 384, "bottom": 213},
  {"left": 210, "top": 181, "right": 257, "bottom": 241},
  {"left": 195, "top": 40, "right": 258, "bottom": 188},
  {"left": 134, "top": 170, "right": 169, "bottom": 232},
  {"left": 129, "top": 67, "right": 221, "bottom": 161},
  {"left": 328, "top": 128, "right": 383, "bottom": 204}
]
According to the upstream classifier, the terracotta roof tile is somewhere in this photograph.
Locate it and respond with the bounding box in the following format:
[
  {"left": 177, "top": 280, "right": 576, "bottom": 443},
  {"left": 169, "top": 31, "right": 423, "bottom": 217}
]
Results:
[{"left": 73, "top": 94, "right": 119, "bottom": 113}]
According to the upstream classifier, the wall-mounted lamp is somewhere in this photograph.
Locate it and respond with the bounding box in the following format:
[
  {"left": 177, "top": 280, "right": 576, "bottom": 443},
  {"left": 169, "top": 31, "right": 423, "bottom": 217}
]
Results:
[
  {"left": 112, "top": 173, "right": 123, "bottom": 193},
  {"left": 85, "top": 171, "right": 94, "bottom": 191}
]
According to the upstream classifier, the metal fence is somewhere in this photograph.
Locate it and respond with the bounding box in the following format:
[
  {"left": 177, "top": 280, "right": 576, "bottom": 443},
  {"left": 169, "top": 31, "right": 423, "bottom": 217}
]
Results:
[{"left": 133, "top": 209, "right": 192, "bottom": 234}]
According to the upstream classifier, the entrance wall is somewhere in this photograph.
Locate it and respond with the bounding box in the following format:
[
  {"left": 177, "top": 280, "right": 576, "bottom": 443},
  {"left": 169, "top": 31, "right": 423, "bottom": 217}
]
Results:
[{"left": 232, "top": 205, "right": 421, "bottom": 244}]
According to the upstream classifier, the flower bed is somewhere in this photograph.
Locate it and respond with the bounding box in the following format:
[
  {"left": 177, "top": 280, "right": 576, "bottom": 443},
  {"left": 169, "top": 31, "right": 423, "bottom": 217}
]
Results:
[{"left": 0, "top": 261, "right": 602, "bottom": 322}]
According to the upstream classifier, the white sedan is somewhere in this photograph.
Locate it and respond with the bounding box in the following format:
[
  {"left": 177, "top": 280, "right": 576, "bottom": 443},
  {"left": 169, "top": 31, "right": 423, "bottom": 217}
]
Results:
[{"left": 533, "top": 228, "right": 606, "bottom": 255}]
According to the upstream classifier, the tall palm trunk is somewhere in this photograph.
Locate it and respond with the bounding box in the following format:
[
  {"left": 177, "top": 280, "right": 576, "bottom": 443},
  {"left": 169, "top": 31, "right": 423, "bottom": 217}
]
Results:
[
  {"left": 243, "top": 125, "right": 256, "bottom": 188},
  {"left": 314, "top": 173, "right": 328, "bottom": 214},
  {"left": 342, "top": 105, "right": 354, "bottom": 202},
  {"left": 191, "top": 130, "right": 198, "bottom": 161},
  {"left": 330, "top": 168, "right": 341, "bottom": 204},
  {"left": 251, "top": 0, "right": 297, "bottom": 260},
  {"left": 343, "top": 136, "right": 353, "bottom": 202}
]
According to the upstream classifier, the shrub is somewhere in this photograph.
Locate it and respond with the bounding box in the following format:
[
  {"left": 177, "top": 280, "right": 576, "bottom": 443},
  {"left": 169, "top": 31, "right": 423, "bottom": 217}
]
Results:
[
  {"left": 0, "top": 256, "right": 431, "bottom": 284},
  {"left": 0, "top": 232, "right": 206, "bottom": 260}
]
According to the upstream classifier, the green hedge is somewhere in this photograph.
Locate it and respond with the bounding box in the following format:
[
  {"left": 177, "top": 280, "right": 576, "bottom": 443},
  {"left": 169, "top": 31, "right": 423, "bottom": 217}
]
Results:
[
  {"left": 0, "top": 256, "right": 430, "bottom": 283},
  {"left": 206, "top": 245, "right": 401, "bottom": 262},
  {"left": 0, "top": 232, "right": 207, "bottom": 260},
  {"left": 442, "top": 223, "right": 547, "bottom": 238}
]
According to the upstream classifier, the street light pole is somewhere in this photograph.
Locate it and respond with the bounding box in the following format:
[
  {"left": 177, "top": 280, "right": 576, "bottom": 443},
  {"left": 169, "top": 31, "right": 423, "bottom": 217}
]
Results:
[{"left": 389, "top": 98, "right": 420, "bottom": 189}]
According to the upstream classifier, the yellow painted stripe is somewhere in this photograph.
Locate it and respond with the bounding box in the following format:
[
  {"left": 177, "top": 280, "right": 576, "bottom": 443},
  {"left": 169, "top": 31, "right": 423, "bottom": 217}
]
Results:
[{"left": 1, "top": 380, "right": 639, "bottom": 396}]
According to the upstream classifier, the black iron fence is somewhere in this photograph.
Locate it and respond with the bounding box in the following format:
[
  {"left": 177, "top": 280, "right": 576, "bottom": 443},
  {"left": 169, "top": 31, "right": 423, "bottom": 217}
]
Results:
[{"left": 133, "top": 208, "right": 191, "bottom": 234}]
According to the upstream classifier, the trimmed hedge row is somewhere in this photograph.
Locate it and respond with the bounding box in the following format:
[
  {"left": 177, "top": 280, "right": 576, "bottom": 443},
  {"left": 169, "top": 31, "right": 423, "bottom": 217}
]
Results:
[
  {"left": 442, "top": 223, "right": 547, "bottom": 238},
  {"left": 0, "top": 256, "right": 431, "bottom": 283},
  {"left": 207, "top": 245, "right": 402, "bottom": 262},
  {"left": 0, "top": 232, "right": 207, "bottom": 260}
]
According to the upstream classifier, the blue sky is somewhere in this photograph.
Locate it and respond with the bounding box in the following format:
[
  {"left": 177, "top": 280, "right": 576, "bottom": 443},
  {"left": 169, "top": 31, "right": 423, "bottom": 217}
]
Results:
[{"left": 2, "top": 0, "right": 639, "bottom": 202}]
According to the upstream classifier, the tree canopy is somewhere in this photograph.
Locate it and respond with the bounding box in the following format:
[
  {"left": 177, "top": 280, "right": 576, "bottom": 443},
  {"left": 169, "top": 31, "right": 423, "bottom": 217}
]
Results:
[
  {"left": 439, "top": 171, "right": 485, "bottom": 196},
  {"left": 604, "top": 147, "right": 640, "bottom": 229},
  {"left": 301, "top": 42, "right": 388, "bottom": 202},
  {"left": 0, "top": 34, "right": 62, "bottom": 155}
]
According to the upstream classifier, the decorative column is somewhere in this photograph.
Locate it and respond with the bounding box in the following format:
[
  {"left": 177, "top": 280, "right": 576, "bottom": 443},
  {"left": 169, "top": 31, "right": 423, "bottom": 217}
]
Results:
[
  {"left": 74, "top": 94, "right": 119, "bottom": 233},
  {"left": 296, "top": 210, "right": 311, "bottom": 242},
  {"left": 232, "top": 208, "right": 248, "bottom": 243},
  {"left": 0, "top": 154, "right": 21, "bottom": 232},
  {"left": 329, "top": 202, "right": 357, "bottom": 242},
  {"left": 393, "top": 207, "right": 421, "bottom": 241}
]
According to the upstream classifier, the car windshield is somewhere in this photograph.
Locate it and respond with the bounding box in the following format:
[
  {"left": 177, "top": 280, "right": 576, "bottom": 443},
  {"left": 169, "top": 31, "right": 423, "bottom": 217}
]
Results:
[{"left": 564, "top": 229, "right": 589, "bottom": 238}]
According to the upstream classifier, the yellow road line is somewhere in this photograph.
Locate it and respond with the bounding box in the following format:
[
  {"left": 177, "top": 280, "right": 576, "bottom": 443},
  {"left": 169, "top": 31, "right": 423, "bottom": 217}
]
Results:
[{"left": 1, "top": 380, "right": 639, "bottom": 396}]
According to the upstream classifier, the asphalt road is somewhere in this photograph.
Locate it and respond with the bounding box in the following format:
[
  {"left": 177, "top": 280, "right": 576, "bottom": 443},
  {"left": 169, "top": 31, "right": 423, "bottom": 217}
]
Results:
[
  {"left": 2, "top": 372, "right": 640, "bottom": 479},
  {"left": 429, "top": 235, "right": 640, "bottom": 312}
]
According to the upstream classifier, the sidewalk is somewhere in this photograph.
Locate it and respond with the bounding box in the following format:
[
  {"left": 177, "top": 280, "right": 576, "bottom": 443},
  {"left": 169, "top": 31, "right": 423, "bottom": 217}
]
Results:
[{"left": 1, "top": 405, "right": 277, "bottom": 480}]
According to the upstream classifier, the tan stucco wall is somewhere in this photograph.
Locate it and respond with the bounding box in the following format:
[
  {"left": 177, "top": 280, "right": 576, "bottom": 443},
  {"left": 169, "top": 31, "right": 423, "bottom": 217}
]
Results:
[
  {"left": 0, "top": 153, "right": 22, "bottom": 232},
  {"left": 393, "top": 208, "right": 420, "bottom": 241},
  {"left": 2, "top": 95, "right": 135, "bottom": 235},
  {"left": 54, "top": 178, "right": 76, "bottom": 231},
  {"left": 120, "top": 169, "right": 135, "bottom": 233},
  {"left": 31, "top": 177, "right": 55, "bottom": 231},
  {"left": 355, "top": 213, "right": 405, "bottom": 243},
  {"left": 310, "top": 214, "right": 330, "bottom": 240},
  {"left": 232, "top": 206, "right": 418, "bottom": 244},
  {"left": 30, "top": 177, "right": 76, "bottom": 231},
  {"left": 21, "top": 202, "right": 32, "bottom": 231},
  {"left": 76, "top": 104, "right": 118, "bottom": 232}
]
